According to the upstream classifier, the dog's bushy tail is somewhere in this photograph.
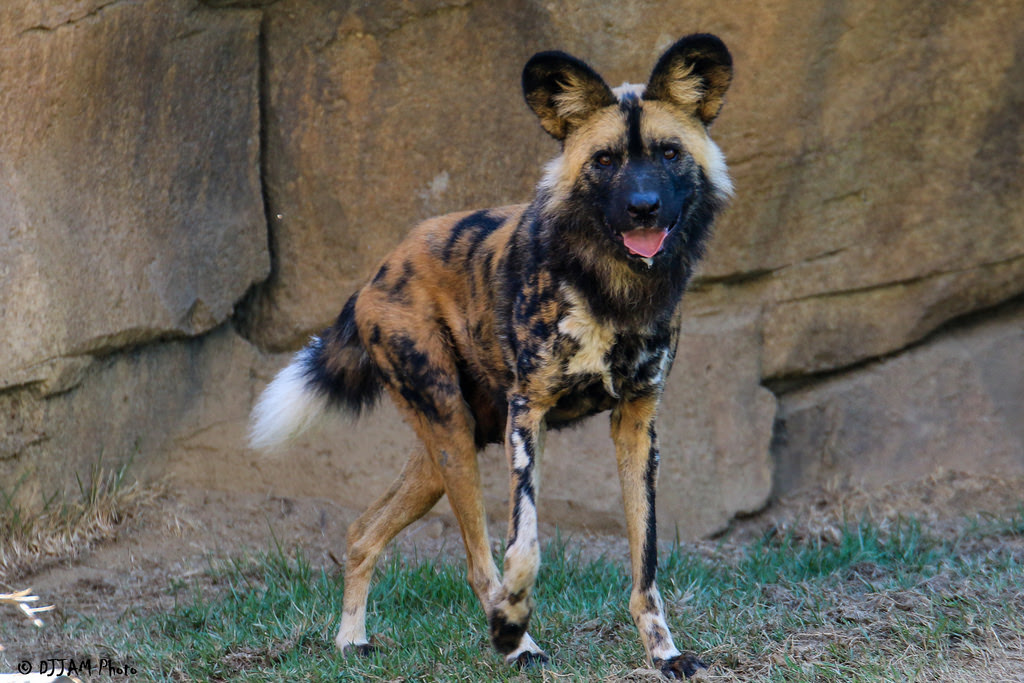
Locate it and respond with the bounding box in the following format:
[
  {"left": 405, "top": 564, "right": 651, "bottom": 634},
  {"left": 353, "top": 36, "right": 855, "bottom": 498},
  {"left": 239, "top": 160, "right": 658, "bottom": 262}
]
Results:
[{"left": 248, "top": 294, "right": 383, "bottom": 450}]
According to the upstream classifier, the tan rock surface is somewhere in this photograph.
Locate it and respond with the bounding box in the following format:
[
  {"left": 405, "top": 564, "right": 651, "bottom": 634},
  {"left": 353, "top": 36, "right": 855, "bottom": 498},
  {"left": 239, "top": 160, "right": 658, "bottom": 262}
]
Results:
[
  {"left": 242, "top": 0, "right": 1024, "bottom": 381},
  {"left": 692, "top": 0, "right": 1024, "bottom": 376},
  {"left": 772, "top": 302, "right": 1024, "bottom": 494},
  {"left": 0, "top": 0, "right": 268, "bottom": 389},
  {"left": 0, "top": 326, "right": 262, "bottom": 503}
]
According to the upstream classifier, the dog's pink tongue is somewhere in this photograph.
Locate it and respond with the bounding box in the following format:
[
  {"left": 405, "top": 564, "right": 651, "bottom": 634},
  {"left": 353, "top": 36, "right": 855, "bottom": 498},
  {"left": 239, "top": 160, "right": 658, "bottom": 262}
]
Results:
[{"left": 621, "top": 228, "right": 669, "bottom": 258}]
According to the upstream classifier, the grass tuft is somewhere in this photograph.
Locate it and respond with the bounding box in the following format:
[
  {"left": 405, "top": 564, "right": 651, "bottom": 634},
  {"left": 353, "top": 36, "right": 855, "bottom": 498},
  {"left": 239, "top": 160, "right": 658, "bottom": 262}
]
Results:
[{"left": 0, "top": 458, "right": 159, "bottom": 580}]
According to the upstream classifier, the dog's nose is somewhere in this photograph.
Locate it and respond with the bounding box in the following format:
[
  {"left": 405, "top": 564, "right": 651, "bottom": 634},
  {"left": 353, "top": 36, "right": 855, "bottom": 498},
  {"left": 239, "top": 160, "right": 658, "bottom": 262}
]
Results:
[{"left": 626, "top": 192, "right": 660, "bottom": 220}]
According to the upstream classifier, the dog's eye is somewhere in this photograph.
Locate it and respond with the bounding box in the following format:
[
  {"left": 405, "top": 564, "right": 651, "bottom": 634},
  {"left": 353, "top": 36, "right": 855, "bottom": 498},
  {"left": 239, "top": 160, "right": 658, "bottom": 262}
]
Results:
[
  {"left": 662, "top": 146, "right": 679, "bottom": 160},
  {"left": 594, "top": 152, "right": 614, "bottom": 168}
]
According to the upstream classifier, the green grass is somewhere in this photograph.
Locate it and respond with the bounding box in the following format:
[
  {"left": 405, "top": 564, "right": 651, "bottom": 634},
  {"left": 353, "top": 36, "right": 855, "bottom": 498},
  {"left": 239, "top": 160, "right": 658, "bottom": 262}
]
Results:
[{"left": 28, "top": 513, "right": 1024, "bottom": 681}]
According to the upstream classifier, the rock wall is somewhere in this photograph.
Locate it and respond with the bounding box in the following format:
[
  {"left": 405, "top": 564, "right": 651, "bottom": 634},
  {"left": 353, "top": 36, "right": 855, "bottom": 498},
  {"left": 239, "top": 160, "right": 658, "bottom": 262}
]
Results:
[
  {"left": 0, "top": 0, "right": 267, "bottom": 390},
  {"left": 1, "top": 0, "right": 1022, "bottom": 539}
]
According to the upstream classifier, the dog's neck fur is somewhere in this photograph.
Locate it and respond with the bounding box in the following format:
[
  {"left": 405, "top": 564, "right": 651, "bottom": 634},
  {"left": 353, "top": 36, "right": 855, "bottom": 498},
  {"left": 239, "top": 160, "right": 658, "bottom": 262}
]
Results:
[{"left": 509, "top": 188, "right": 712, "bottom": 331}]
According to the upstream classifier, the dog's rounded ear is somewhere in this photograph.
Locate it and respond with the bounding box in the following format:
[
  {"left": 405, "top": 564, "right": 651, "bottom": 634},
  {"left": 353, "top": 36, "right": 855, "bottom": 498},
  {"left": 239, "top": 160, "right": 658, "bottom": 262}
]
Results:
[
  {"left": 645, "top": 34, "right": 733, "bottom": 126},
  {"left": 523, "top": 51, "right": 616, "bottom": 141}
]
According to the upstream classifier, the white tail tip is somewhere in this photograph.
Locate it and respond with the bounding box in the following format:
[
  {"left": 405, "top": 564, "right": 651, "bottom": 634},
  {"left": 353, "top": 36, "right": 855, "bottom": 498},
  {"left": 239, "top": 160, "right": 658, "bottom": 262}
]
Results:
[{"left": 248, "top": 348, "right": 329, "bottom": 451}]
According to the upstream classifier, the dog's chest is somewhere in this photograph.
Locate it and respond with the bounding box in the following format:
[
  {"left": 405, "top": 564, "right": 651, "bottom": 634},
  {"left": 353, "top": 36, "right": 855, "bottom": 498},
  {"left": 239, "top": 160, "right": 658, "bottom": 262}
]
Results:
[
  {"left": 556, "top": 304, "right": 618, "bottom": 395},
  {"left": 549, "top": 293, "right": 671, "bottom": 404}
]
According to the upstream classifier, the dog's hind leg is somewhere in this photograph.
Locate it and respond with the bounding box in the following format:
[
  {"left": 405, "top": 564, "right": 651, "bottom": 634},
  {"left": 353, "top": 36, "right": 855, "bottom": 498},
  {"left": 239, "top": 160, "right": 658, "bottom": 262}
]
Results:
[
  {"left": 612, "top": 397, "right": 705, "bottom": 679},
  {"left": 336, "top": 446, "right": 445, "bottom": 655}
]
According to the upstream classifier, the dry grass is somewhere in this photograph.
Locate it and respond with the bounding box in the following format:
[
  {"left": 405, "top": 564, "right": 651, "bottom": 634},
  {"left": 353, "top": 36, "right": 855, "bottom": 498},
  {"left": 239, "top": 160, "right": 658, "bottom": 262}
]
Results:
[
  {"left": 0, "top": 461, "right": 161, "bottom": 581},
  {"left": 695, "top": 472, "right": 1024, "bottom": 682},
  {"left": 697, "top": 569, "right": 1024, "bottom": 681}
]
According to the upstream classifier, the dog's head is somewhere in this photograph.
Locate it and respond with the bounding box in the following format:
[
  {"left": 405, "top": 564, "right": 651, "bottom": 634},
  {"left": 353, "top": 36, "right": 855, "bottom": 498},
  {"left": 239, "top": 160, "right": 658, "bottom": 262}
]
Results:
[{"left": 523, "top": 35, "right": 733, "bottom": 269}]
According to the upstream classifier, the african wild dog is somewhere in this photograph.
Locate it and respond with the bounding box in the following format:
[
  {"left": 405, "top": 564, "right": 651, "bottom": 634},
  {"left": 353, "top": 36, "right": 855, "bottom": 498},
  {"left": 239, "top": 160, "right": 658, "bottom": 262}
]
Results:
[{"left": 249, "top": 34, "right": 733, "bottom": 678}]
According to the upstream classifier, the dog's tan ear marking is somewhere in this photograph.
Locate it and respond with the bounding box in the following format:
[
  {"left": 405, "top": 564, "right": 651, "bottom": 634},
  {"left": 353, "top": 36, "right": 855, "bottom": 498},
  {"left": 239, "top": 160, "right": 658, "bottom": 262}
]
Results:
[
  {"left": 645, "top": 34, "right": 733, "bottom": 126},
  {"left": 522, "top": 51, "right": 616, "bottom": 141}
]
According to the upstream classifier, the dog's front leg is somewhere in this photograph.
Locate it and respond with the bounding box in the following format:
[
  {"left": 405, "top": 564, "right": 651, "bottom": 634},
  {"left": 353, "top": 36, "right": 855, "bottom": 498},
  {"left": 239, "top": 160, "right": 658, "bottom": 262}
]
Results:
[
  {"left": 489, "top": 393, "right": 548, "bottom": 665},
  {"left": 612, "top": 396, "right": 705, "bottom": 679}
]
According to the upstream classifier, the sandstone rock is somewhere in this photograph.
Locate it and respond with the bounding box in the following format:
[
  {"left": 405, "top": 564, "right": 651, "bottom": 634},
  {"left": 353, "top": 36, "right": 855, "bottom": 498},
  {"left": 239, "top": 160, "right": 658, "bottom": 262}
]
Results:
[
  {"left": 4, "top": 0, "right": 1022, "bottom": 545},
  {"left": 772, "top": 302, "right": 1024, "bottom": 495},
  {"left": 689, "top": 0, "right": 1024, "bottom": 376},
  {"left": 0, "top": 326, "right": 264, "bottom": 506},
  {"left": 757, "top": 256, "right": 1024, "bottom": 379},
  {"left": 240, "top": 0, "right": 550, "bottom": 350},
  {"left": 243, "top": 0, "right": 1024, "bottom": 383},
  {"left": 0, "top": 0, "right": 268, "bottom": 389}
]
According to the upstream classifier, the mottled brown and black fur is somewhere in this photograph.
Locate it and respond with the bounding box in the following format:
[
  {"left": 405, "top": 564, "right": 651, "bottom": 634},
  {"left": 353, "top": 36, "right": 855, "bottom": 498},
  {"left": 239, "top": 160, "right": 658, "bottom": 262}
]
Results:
[{"left": 249, "top": 34, "right": 734, "bottom": 679}]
